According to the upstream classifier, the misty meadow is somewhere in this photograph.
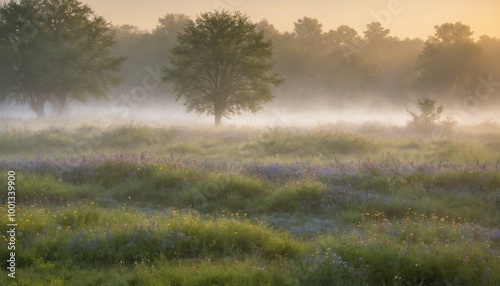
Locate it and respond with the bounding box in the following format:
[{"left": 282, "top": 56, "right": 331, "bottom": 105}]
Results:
[{"left": 0, "top": 0, "right": 499, "bottom": 285}]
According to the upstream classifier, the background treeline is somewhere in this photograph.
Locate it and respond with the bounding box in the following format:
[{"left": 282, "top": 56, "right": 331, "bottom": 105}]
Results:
[
  {"left": 2, "top": 4, "right": 500, "bottom": 118},
  {"left": 111, "top": 14, "right": 500, "bottom": 111}
]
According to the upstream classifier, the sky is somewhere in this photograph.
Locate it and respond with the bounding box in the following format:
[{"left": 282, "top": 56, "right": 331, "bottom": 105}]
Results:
[
  {"left": 0, "top": 0, "right": 498, "bottom": 39},
  {"left": 69, "top": 0, "right": 500, "bottom": 40}
]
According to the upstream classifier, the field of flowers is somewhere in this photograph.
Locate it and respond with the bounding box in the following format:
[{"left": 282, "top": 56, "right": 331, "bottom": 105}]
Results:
[{"left": 0, "top": 122, "right": 499, "bottom": 285}]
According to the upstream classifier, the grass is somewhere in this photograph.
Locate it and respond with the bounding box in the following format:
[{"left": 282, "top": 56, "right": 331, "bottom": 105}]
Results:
[
  {"left": 0, "top": 121, "right": 499, "bottom": 285},
  {"left": 2, "top": 121, "right": 500, "bottom": 163}
]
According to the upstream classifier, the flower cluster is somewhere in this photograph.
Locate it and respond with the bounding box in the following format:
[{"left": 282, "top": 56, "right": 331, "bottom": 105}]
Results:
[{"left": 244, "top": 163, "right": 305, "bottom": 181}]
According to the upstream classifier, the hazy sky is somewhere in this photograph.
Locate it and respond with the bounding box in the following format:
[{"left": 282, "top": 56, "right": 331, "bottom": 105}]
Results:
[
  {"left": 71, "top": 0, "right": 500, "bottom": 39},
  {"left": 0, "top": 0, "right": 498, "bottom": 39}
]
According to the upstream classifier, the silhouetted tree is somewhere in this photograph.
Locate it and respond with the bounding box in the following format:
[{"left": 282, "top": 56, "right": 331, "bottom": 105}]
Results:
[
  {"left": 363, "top": 22, "right": 391, "bottom": 42},
  {"left": 163, "top": 11, "right": 282, "bottom": 125},
  {"left": 291, "top": 17, "right": 328, "bottom": 97},
  {"left": 293, "top": 17, "right": 324, "bottom": 53},
  {"left": 154, "top": 13, "right": 191, "bottom": 37},
  {"left": 326, "top": 25, "right": 380, "bottom": 100},
  {"left": 327, "top": 25, "right": 361, "bottom": 48},
  {"left": 112, "top": 14, "right": 191, "bottom": 92},
  {"left": 415, "top": 22, "right": 481, "bottom": 98},
  {"left": 360, "top": 22, "right": 422, "bottom": 101}
]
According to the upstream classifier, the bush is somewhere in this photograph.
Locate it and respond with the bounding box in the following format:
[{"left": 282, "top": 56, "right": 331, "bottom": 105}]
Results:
[
  {"left": 407, "top": 97, "right": 443, "bottom": 127},
  {"left": 265, "top": 181, "right": 327, "bottom": 212}
]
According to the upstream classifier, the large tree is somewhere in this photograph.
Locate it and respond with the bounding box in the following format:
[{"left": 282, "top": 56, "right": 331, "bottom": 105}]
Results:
[
  {"left": 415, "top": 22, "right": 481, "bottom": 98},
  {"left": 163, "top": 10, "right": 282, "bottom": 125},
  {"left": 0, "top": 0, "right": 124, "bottom": 117}
]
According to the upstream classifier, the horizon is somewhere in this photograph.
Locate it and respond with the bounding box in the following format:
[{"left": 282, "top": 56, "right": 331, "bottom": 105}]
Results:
[
  {"left": 77, "top": 0, "right": 500, "bottom": 40},
  {"left": 1, "top": 0, "right": 498, "bottom": 39},
  {"left": 1, "top": 0, "right": 499, "bottom": 124}
]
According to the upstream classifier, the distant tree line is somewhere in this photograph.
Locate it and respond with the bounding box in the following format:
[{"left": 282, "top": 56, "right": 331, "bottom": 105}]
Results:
[
  {"left": 113, "top": 15, "right": 500, "bottom": 113},
  {"left": 1, "top": 0, "right": 500, "bottom": 120}
]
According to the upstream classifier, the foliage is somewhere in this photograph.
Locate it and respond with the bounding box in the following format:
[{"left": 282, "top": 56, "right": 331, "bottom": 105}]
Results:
[
  {"left": 406, "top": 97, "right": 444, "bottom": 127},
  {"left": 0, "top": 0, "right": 124, "bottom": 117},
  {"left": 3, "top": 8, "right": 500, "bottom": 115},
  {"left": 163, "top": 10, "right": 283, "bottom": 125},
  {"left": 415, "top": 22, "right": 481, "bottom": 98}
]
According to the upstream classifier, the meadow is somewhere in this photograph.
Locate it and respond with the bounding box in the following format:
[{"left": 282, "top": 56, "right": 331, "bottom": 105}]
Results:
[{"left": 0, "top": 119, "right": 499, "bottom": 285}]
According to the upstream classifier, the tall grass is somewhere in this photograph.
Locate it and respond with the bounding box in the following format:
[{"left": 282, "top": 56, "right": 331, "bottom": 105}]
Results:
[
  {"left": 0, "top": 122, "right": 499, "bottom": 285},
  {"left": 2, "top": 123, "right": 500, "bottom": 163}
]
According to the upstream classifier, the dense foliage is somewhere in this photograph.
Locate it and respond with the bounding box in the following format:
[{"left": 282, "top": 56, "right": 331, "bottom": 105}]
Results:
[
  {"left": 111, "top": 17, "right": 500, "bottom": 113},
  {"left": 163, "top": 11, "right": 282, "bottom": 125},
  {"left": 2, "top": 2, "right": 500, "bottom": 118},
  {"left": 0, "top": 0, "right": 124, "bottom": 117}
]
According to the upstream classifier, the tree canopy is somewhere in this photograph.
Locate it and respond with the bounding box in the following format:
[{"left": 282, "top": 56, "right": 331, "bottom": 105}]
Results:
[
  {"left": 0, "top": 0, "right": 124, "bottom": 117},
  {"left": 163, "top": 10, "right": 283, "bottom": 125},
  {"left": 2, "top": 3, "right": 500, "bottom": 118},
  {"left": 415, "top": 22, "right": 481, "bottom": 98}
]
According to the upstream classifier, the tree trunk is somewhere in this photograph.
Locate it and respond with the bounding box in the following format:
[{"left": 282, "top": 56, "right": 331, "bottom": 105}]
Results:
[
  {"left": 215, "top": 112, "right": 222, "bottom": 126},
  {"left": 214, "top": 100, "right": 224, "bottom": 126},
  {"left": 55, "top": 93, "right": 68, "bottom": 117},
  {"left": 31, "top": 98, "right": 46, "bottom": 118},
  {"left": 35, "top": 107, "right": 45, "bottom": 118}
]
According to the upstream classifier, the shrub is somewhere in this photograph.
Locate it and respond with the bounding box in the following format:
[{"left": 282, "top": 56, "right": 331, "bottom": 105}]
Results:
[
  {"left": 407, "top": 97, "right": 443, "bottom": 127},
  {"left": 265, "top": 181, "right": 327, "bottom": 212}
]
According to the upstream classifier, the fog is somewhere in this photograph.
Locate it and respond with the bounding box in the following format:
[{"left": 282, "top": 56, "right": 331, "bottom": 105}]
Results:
[
  {"left": 2, "top": 97, "right": 499, "bottom": 129},
  {"left": 1, "top": 0, "right": 499, "bottom": 128},
  {"left": 3, "top": 3, "right": 500, "bottom": 285}
]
